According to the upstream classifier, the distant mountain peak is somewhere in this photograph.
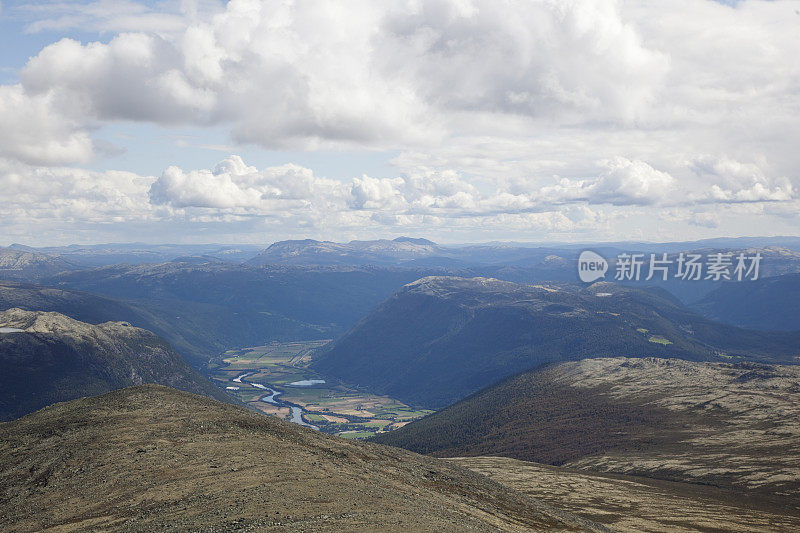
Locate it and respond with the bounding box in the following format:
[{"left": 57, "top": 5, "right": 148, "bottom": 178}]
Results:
[
  {"left": 265, "top": 238, "right": 326, "bottom": 249},
  {"left": 392, "top": 236, "right": 437, "bottom": 245},
  {"left": 251, "top": 237, "right": 439, "bottom": 266}
]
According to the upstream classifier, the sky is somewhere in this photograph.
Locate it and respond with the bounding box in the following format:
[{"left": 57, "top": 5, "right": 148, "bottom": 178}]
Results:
[{"left": 0, "top": 0, "right": 799, "bottom": 246}]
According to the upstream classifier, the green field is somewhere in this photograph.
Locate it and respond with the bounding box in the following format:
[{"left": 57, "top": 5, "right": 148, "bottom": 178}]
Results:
[
  {"left": 210, "top": 341, "right": 432, "bottom": 439},
  {"left": 647, "top": 335, "right": 673, "bottom": 345}
]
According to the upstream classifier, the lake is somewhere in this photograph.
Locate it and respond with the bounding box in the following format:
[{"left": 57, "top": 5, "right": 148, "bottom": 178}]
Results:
[{"left": 287, "top": 379, "right": 326, "bottom": 387}]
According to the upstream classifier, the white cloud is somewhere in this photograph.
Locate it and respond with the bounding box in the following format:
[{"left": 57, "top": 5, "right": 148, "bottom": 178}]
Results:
[
  {"left": 2, "top": 153, "right": 799, "bottom": 245},
  {"left": 2, "top": 0, "right": 800, "bottom": 243},
  {"left": 148, "top": 155, "right": 343, "bottom": 209},
  {"left": 537, "top": 158, "right": 676, "bottom": 206},
  {"left": 0, "top": 85, "right": 94, "bottom": 165},
  {"left": 349, "top": 176, "right": 407, "bottom": 211},
  {"left": 691, "top": 156, "right": 795, "bottom": 203},
  {"left": 590, "top": 157, "right": 676, "bottom": 205},
  {"left": 0, "top": 157, "right": 153, "bottom": 224},
  {"left": 21, "top": 35, "right": 218, "bottom": 124},
  {"left": 6, "top": 0, "right": 669, "bottom": 157}
]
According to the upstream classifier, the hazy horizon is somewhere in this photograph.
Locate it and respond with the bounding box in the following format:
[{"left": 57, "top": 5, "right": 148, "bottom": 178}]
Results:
[{"left": 6, "top": 233, "right": 800, "bottom": 250}]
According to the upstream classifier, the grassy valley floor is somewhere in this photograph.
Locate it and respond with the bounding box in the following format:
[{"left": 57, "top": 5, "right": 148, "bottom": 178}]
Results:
[{"left": 208, "top": 341, "right": 432, "bottom": 438}]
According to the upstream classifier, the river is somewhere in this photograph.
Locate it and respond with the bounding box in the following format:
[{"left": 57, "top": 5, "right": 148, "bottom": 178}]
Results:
[{"left": 256, "top": 384, "right": 318, "bottom": 430}]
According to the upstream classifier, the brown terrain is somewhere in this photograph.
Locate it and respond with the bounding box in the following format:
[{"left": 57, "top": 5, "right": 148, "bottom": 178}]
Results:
[
  {"left": 375, "top": 357, "right": 800, "bottom": 522},
  {"left": 452, "top": 456, "right": 800, "bottom": 532},
  {"left": 0, "top": 385, "right": 603, "bottom": 532}
]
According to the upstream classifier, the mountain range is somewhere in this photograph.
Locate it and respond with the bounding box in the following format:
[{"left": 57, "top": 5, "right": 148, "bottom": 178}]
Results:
[
  {"left": 312, "top": 276, "right": 800, "bottom": 409},
  {"left": 248, "top": 237, "right": 441, "bottom": 266},
  {"left": 0, "top": 247, "right": 79, "bottom": 281},
  {"left": 4, "top": 242, "right": 263, "bottom": 267},
  {"left": 44, "top": 262, "right": 432, "bottom": 366}
]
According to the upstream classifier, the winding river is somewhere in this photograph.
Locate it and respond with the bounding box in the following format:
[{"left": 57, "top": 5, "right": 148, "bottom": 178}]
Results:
[{"left": 255, "top": 384, "right": 318, "bottom": 430}]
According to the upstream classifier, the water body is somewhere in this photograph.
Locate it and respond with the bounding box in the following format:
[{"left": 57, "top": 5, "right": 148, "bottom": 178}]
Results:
[
  {"left": 260, "top": 388, "right": 282, "bottom": 404},
  {"left": 232, "top": 372, "right": 253, "bottom": 383},
  {"left": 0, "top": 327, "right": 24, "bottom": 333},
  {"left": 290, "top": 406, "right": 318, "bottom": 429},
  {"left": 251, "top": 383, "right": 267, "bottom": 389},
  {"left": 259, "top": 388, "right": 318, "bottom": 430},
  {"left": 287, "top": 379, "right": 326, "bottom": 386}
]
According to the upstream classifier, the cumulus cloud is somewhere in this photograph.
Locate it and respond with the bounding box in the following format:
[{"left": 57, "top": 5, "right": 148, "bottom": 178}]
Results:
[
  {"left": 0, "top": 85, "right": 94, "bottom": 165},
  {"left": 349, "top": 176, "right": 407, "bottom": 211},
  {"left": 148, "top": 155, "right": 342, "bottom": 209},
  {"left": 21, "top": 34, "right": 217, "bottom": 124},
  {"left": 0, "top": 157, "right": 153, "bottom": 225},
  {"left": 2, "top": 0, "right": 800, "bottom": 243},
  {"left": 589, "top": 157, "right": 676, "bottom": 205},
  {"left": 691, "top": 156, "right": 795, "bottom": 203},
  {"left": 5, "top": 0, "right": 669, "bottom": 158},
  {"left": 537, "top": 158, "right": 676, "bottom": 206},
  {"left": 3, "top": 153, "right": 800, "bottom": 245},
  {"left": 378, "top": 0, "right": 667, "bottom": 123}
]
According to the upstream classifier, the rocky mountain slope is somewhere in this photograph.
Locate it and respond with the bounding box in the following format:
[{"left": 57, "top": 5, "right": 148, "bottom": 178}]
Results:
[
  {"left": 0, "top": 279, "right": 161, "bottom": 327},
  {"left": 374, "top": 357, "right": 800, "bottom": 504},
  {"left": 0, "top": 385, "right": 600, "bottom": 532},
  {"left": 313, "top": 276, "right": 800, "bottom": 408},
  {"left": 0, "top": 309, "right": 230, "bottom": 420},
  {"left": 0, "top": 247, "right": 78, "bottom": 281},
  {"left": 452, "top": 456, "right": 800, "bottom": 532},
  {"left": 0, "top": 279, "right": 250, "bottom": 370}
]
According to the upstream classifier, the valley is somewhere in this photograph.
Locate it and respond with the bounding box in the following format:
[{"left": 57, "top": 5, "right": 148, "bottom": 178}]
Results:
[
  {"left": 208, "top": 341, "right": 433, "bottom": 438},
  {"left": 3, "top": 238, "right": 800, "bottom": 530}
]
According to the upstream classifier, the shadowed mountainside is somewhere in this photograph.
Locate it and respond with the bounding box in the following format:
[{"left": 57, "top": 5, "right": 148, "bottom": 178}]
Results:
[
  {"left": 45, "top": 262, "right": 437, "bottom": 367},
  {"left": 0, "top": 309, "right": 231, "bottom": 420},
  {"left": 313, "top": 276, "right": 800, "bottom": 409},
  {"left": 0, "top": 385, "right": 601, "bottom": 532},
  {"left": 692, "top": 272, "right": 800, "bottom": 331}
]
